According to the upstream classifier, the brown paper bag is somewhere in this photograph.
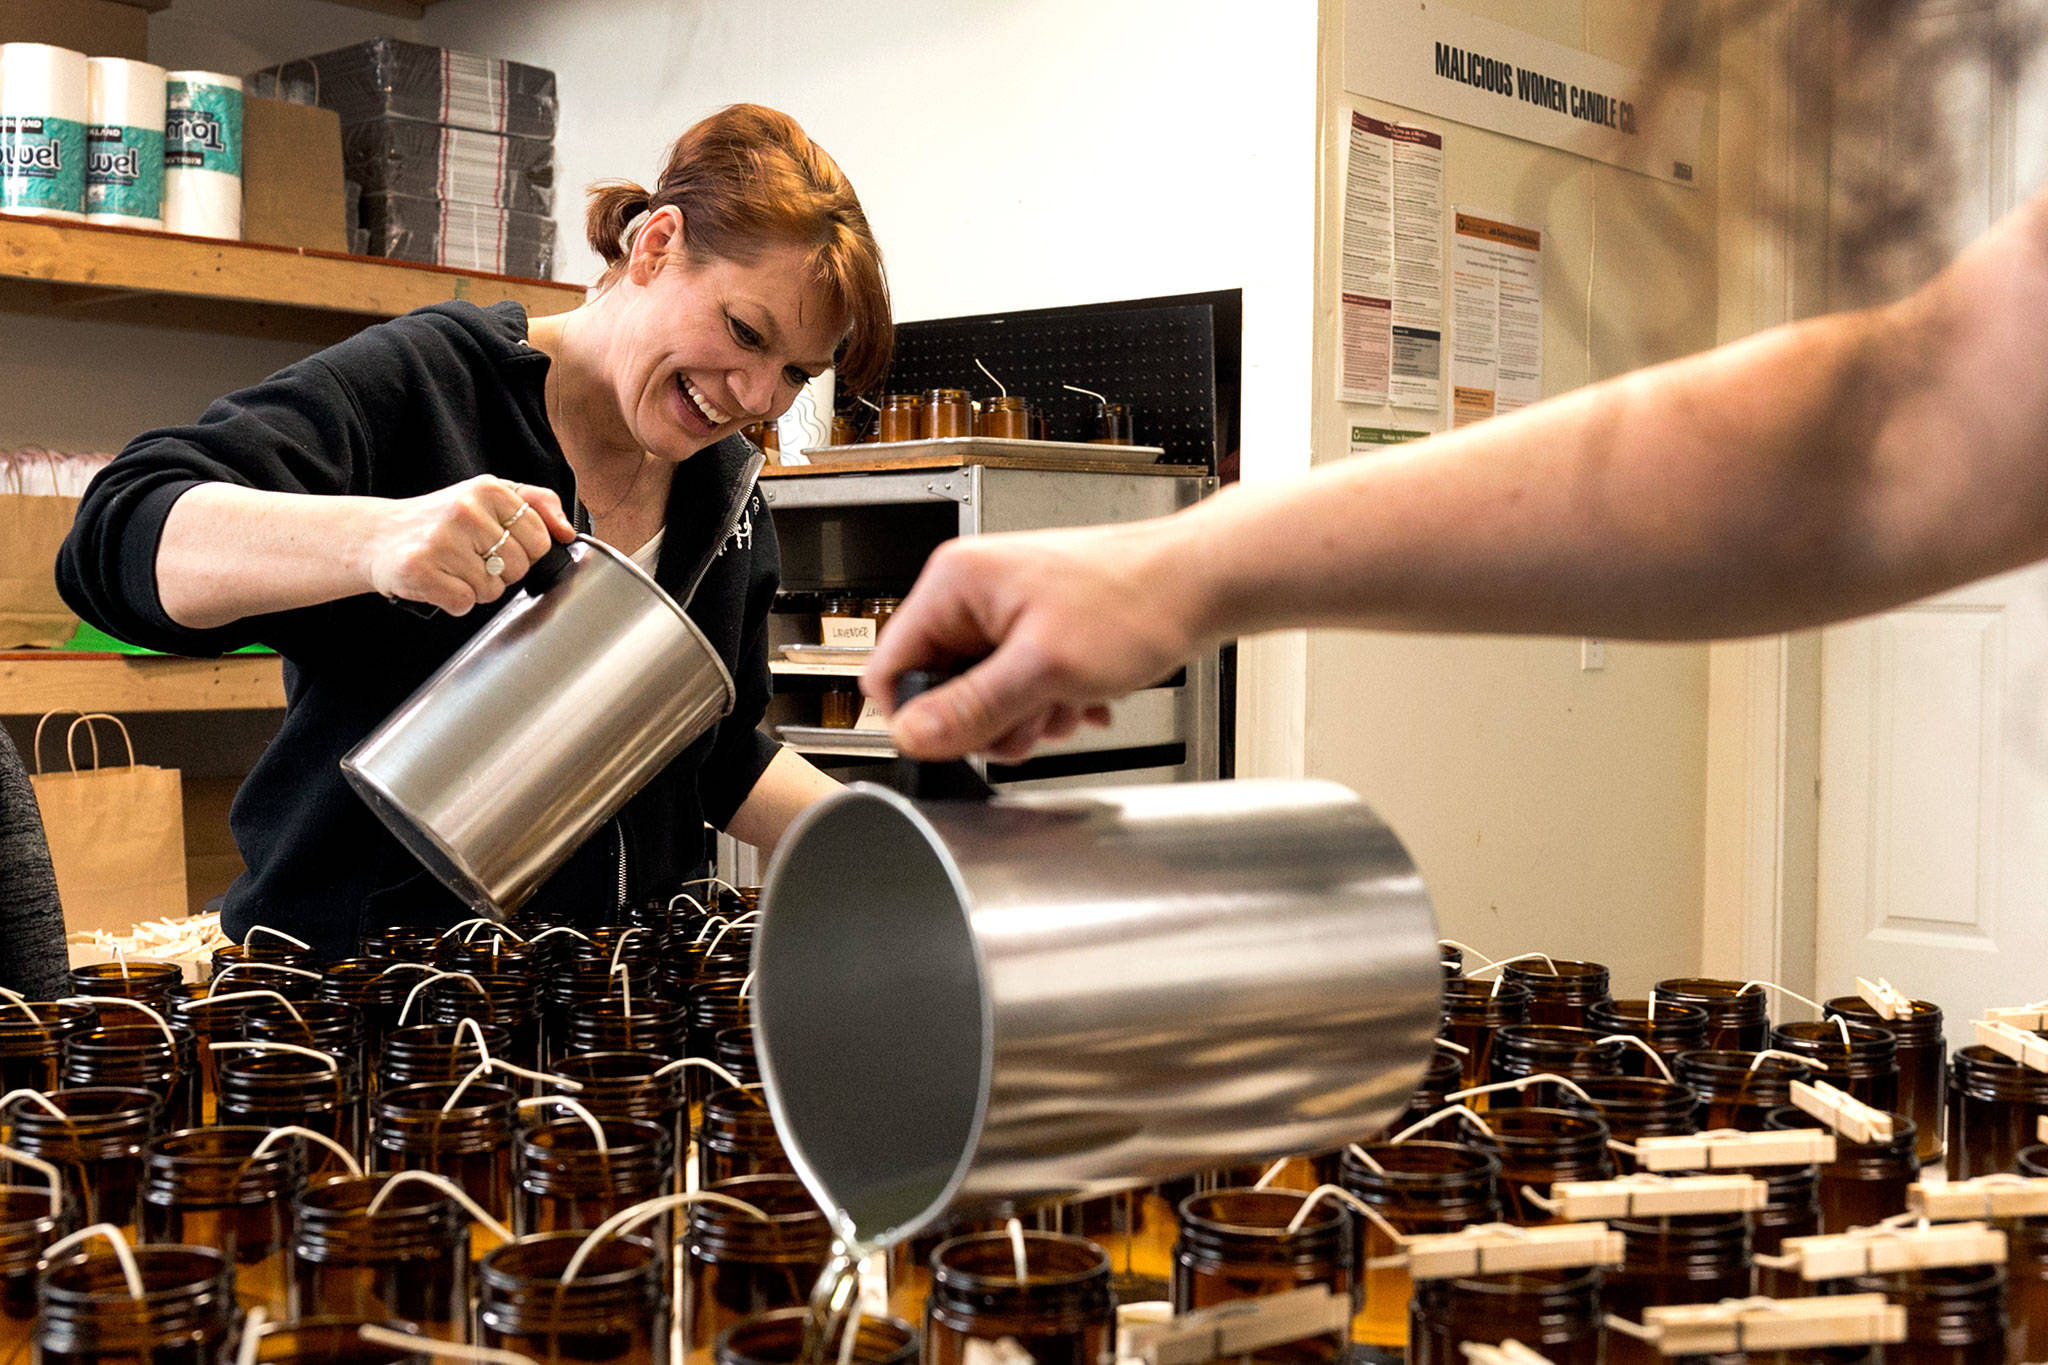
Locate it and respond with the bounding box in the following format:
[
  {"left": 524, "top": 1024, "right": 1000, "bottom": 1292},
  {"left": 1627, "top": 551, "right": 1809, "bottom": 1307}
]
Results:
[
  {"left": 28, "top": 712, "right": 188, "bottom": 937},
  {"left": 0, "top": 492, "right": 80, "bottom": 648}
]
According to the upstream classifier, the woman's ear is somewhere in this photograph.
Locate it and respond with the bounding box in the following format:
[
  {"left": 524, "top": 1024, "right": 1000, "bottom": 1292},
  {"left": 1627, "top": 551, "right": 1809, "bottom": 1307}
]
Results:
[{"left": 626, "top": 205, "right": 688, "bottom": 284}]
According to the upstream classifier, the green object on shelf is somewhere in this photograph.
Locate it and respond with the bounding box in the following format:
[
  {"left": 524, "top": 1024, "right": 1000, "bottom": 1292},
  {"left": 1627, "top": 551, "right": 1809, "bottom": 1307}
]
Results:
[{"left": 60, "top": 621, "right": 273, "bottom": 656}]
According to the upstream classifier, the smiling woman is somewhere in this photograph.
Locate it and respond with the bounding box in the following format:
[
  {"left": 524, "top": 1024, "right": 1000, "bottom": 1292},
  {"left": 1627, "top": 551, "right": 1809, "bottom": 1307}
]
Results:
[{"left": 55, "top": 103, "right": 889, "bottom": 958}]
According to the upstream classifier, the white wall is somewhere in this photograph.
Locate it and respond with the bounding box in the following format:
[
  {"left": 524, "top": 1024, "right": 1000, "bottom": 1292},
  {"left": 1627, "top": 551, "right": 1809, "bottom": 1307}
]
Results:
[
  {"left": 1304, "top": 0, "right": 1721, "bottom": 994},
  {"left": 419, "top": 0, "right": 1325, "bottom": 777}
]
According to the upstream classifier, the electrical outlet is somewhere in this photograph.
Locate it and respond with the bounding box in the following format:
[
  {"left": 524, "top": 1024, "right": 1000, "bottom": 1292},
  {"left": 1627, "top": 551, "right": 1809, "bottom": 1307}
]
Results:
[{"left": 1580, "top": 639, "right": 1606, "bottom": 671}]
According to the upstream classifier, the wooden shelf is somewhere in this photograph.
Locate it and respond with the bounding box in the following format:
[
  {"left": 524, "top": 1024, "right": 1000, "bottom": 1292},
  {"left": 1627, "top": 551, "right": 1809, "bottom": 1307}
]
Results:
[
  {"left": 0, "top": 213, "right": 582, "bottom": 327},
  {"left": 0, "top": 654, "right": 286, "bottom": 716},
  {"left": 769, "top": 661, "right": 866, "bottom": 678}
]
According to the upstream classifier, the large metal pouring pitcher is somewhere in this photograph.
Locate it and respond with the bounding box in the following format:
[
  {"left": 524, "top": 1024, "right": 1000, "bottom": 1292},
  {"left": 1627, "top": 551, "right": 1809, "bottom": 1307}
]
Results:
[
  {"left": 750, "top": 736, "right": 1441, "bottom": 1244},
  {"left": 341, "top": 535, "right": 735, "bottom": 919}
]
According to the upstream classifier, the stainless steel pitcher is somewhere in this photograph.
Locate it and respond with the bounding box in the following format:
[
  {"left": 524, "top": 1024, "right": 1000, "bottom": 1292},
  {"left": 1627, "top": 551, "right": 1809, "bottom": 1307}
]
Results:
[
  {"left": 341, "top": 535, "right": 735, "bottom": 919},
  {"left": 750, "top": 773, "right": 1441, "bottom": 1245}
]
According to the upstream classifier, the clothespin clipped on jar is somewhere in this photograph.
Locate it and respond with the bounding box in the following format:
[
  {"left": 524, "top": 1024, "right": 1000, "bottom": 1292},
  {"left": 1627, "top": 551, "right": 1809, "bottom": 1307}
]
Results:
[
  {"left": 1910, "top": 1174, "right": 2048, "bottom": 1220},
  {"left": 1540, "top": 1173, "right": 1767, "bottom": 1221},
  {"left": 1400, "top": 1221, "right": 1624, "bottom": 1281},
  {"left": 1769, "top": 1220, "right": 2008, "bottom": 1281},
  {"left": 1610, "top": 1295, "right": 1904, "bottom": 1355},
  {"left": 1790, "top": 1079, "right": 1895, "bottom": 1146},
  {"left": 1984, "top": 999, "right": 2048, "bottom": 1031},
  {"left": 1459, "top": 1342, "right": 1556, "bottom": 1364},
  {"left": 1624, "top": 1127, "right": 1836, "bottom": 1172},
  {"left": 1125, "top": 1287, "right": 1353, "bottom": 1365},
  {"left": 1971, "top": 1018, "right": 2048, "bottom": 1071},
  {"left": 1853, "top": 977, "right": 1915, "bottom": 1021}
]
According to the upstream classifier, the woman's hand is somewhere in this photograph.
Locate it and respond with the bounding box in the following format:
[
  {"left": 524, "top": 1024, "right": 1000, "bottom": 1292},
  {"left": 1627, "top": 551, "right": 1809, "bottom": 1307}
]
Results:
[
  {"left": 861, "top": 518, "right": 1208, "bottom": 762},
  {"left": 360, "top": 476, "right": 577, "bottom": 615}
]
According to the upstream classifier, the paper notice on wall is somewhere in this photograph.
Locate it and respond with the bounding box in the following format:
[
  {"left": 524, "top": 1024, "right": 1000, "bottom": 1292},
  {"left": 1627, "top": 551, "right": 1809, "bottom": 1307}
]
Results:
[
  {"left": 1340, "top": 111, "right": 1443, "bottom": 408},
  {"left": 1350, "top": 425, "right": 1429, "bottom": 457},
  {"left": 1449, "top": 209, "right": 1542, "bottom": 428}
]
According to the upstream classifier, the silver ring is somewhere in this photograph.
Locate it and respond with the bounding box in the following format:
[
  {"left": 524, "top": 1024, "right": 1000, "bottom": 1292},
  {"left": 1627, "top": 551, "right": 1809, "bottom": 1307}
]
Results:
[
  {"left": 482, "top": 525, "right": 514, "bottom": 577},
  {"left": 502, "top": 504, "right": 533, "bottom": 531}
]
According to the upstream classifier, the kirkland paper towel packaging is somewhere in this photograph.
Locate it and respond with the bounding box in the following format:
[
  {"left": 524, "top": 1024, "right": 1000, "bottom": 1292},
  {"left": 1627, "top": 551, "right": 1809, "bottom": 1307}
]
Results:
[
  {"left": 85, "top": 57, "right": 166, "bottom": 227},
  {"left": 0, "top": 43, "right": 90, "bottom": 219},
  {"left": 164, "top": 70, "right": 242, "bottom": 240}
]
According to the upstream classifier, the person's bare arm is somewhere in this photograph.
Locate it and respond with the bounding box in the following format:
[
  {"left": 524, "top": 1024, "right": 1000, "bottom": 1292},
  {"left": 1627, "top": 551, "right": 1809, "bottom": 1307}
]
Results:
[
  {"left": 157, "top": 476, "right": 575, "bottom": 629},
  {"left": 722, "top": 747, "right": 841, "bottom": 854},
  {"left": 867, "top": 186, "right": 2048, "bottom": 758}
]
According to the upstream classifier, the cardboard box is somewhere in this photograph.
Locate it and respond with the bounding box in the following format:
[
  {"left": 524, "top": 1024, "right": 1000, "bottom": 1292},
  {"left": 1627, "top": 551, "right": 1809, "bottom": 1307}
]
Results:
[
  {"left": 0, "top": 0, "right": 149, "bottom": 61},
  {"left": 241, "top": 95, "right": 347, "bottom": 251}
]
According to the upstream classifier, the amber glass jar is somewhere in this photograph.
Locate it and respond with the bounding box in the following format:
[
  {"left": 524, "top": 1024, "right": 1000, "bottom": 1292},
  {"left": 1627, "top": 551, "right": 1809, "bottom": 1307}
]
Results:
[
  {"left": 1475, "top": 1107, "right": 1614, "bottom": 1224},
  {"left": 553, "top": 1052, "right": 689, "bottom": 1170},
  {"left": 68, "top": 961, "right": 181, "bottom": 1012},
  {"left": 682, "top": 1174, "right": 832, "bottom": 1357},
  {"left": 1949, "top": 1044, "right": 2048, "bottom": 1178},
  {"left": 926, "top": 1231, "right": 1113, "bottom": 1365},
  {"left": 975, "top": 395, "right": 1031, "bottom": 439},
  {"left": 819, "top": 686, "right": 861, "bottom": 729},
  {"left": 291, "top": 1175, "right": 473, "bottom": 1342},
  {"left": 1441, "top": 980, "right": 1532, "bottom": 1089},
  {"left": 1502, "top": 960, "right": 1611, "bottom": 1028},
  {"left": 717, "top": 1308, "right": 917, "bottom": 1365},
  {"left": 371, "top": 1081, "right": 517, "bottom": 1227},
  {"left": 318, "top": 959, "right": 411, "bottom": 1070},
  {"left": 1383, "top": 1048, "right": 1465, "bottom": 1137},
  {"left": 1586, "top": 999, "right": 1709, "bottom": 1075},
  {"left": 141, "top": 1126, "right": 304, "bottom": 1316},
  {"left": 211, "top": 961, "right": 322, "bottom": 1003},
  {"left": 0, "top": 1185, "right": 70, "bottom": 1365},
  {"left": 213, "top": 942, "right": 319, "bottom": 978},
  {"left": 1338, "top": 1141, "right": 1500, "bottom": 1352},
  {"left": 36, "top": 1244, "right": 235, "bottom": 1365},
  {"left": 877, "top": 394, "right": 924, "bottom": 442},
  {"left": 1169, "top": 1188, "right": 1353, "bottom": 1365},
  {"left": 685, "top": 979, "right": 751, "bottom": 1105},
  {"left": 699, "top": 1087, "right": 790, "bottom": 1186},
  {"left": 1824, "top": 996, "right": 1945, "bottom": 1165},
  {"left": 1770, "top": 1021, "right": 1899, "bottom": 1112},
  {"left": 1409, "top": 1268, "right": 1602, "bottom": 1364},
  {"left": 425, "top": 972, "right": 541, "bottom": 1070},
  {"left": 513, "top": 1116, "right": 673, "bottom": 1237},
  {"left": 0, "top": 1000, "right": 92, "bottom": 1096},
  {"left": 378, "top": 1022, "right": 508, "bottom": 1090},
  {"left": 243, "top": 1000, "right": 366, "bottom": 1065},
  {"left": 925, "top": 389, "right": 973, "bottom": 438},
  {"left": 2008, "top": 1146, "right": 2048, "bottom": 1362},
  {"left": 1753, "top": 1165, "right": 1822, "bottom": 1299},
  {"left": 478, "top": 1232, "right": 668, "bottom": 1365},
  {"left": 62, "top": 1020, "right": 201, "bottom": 1130},
  {"left": 1602, "top": 1214, "right": 1752, "bottom": 1365},
  {"left": 360, "top": 926, "right": 441, "bottom": 962},
  {"left": 1847, "top": 1265, "right": 2007, "bottom": 1364},
  {"left": 566, "top": 998, "right": 687, "bottom": 1059},
  {"left": 1489, "top": 1025, "right": 1626, "bottom": 1084},
  {"left": 1764, "top": 1106, "right": 1917, "bottom": 1233},
  {"left": 216, "top": 1050, "right": 365, "bottom": 1171},
  {"left": 248, "top": 1317, "right": 431, "bottom": 1365},
  {"left": 1575, "top": 1077, "right": 1698, "bottom": 1171},
  {"left": 713, "top": 1028, "right": 760, "bottom": 1089},
  {"left": 7, "top": 1085, "right": 157, "bottom": 1232},
  {"left": 1654, "top": 978, "right": 1771, "bottom": 1052},
  {"left": 1677, "top": 1049, "right": 1812, "bottom": 1131},
  {"left": 1089, "top": 402, "right": 1135, "bottom": 445}
]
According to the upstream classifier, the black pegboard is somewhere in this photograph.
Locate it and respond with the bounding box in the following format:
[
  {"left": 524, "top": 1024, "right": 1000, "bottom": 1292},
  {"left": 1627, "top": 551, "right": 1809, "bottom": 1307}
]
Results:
[{"left": 858, "top": 291, "right": 1239, "bottom": 468}]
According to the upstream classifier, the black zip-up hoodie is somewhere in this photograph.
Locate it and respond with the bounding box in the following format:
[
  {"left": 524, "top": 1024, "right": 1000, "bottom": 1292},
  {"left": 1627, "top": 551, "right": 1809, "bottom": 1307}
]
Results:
[{"left": 56, "top": 300, "right": 781, "bottom": 958}]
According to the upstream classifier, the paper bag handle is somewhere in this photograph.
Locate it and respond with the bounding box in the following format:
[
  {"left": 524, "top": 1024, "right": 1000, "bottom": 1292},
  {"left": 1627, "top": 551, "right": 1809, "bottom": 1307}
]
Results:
[
  {"left": 64, "top": 714, "right": 136, "bottom": 773},
  {"left": 30, "top": 710, "right": 83, "bottom": 776}
]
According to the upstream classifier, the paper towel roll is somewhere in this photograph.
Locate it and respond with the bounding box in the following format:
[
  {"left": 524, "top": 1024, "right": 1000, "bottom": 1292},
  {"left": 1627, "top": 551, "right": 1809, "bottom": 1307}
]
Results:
[
  {"left": 164, "top": 70, "right": 241, "bottom": 240},
  {"left": 86, "top": 57, "right": 166, "bottom": 229},
  {"left": 0, "top": 43, "right": 90, "bottom": 220}
]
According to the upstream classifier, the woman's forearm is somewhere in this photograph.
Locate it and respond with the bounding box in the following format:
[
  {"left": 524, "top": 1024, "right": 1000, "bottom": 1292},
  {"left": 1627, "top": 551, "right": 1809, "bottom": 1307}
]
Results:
[{"left": 157, "top": 484, "right": 386, "bottom": 629}]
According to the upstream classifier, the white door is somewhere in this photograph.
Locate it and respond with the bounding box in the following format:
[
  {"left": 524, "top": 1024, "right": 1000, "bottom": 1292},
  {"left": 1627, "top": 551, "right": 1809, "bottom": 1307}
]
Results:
[{"left": 1815, "top": 0, "right": 2048, "bottom": 1045}]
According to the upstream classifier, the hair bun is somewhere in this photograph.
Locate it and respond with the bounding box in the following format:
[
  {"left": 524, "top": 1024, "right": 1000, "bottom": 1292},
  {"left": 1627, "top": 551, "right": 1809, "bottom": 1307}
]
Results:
[{"left": 584, "top": 180, "right": 655, "bottom": 266}]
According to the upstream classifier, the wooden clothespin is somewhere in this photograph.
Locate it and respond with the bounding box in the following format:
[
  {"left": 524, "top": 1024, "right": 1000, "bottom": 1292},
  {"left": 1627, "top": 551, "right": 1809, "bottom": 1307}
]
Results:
[
  {"left": 1791, "top": 1079, "right": 1895, "bottom": 1146},
  {"left": 1781, "top": 1222, "right": 2008, "bottom": 1281},
  {"left": 1404, "top": 1222, "right": 1624, "bottom": 1280},
  {"left": 1130, "top": 1287, "right": 1353, "bottom": 1365},
  {"left": 1985, "top": 1001, "right": 2048, "bottom": 1031},
  {"left": 1911, "top": 1176, "right": 2048, "bottom": 1220},
  {"left": 1854, "top": 978, "right": 1914, "bottom": 1021},
  {"left": 1971, "top": 1018, "right": 2048, "bottom": 1072},
  {"left": 1631, "top": 1128, "right": 1836, "bottom": 1172},
  {"left": 1640, "top": 1294, "right": 1904, "bottom": 1354},
  {"left": 1546, "top": 1174, "right": 1767, "bottom": 1221},
  {"left": 1459, "top": 1342, "right": 1556, "bottom": 1364}
]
